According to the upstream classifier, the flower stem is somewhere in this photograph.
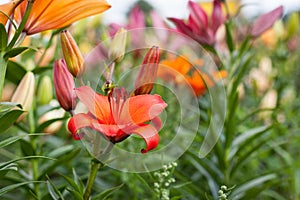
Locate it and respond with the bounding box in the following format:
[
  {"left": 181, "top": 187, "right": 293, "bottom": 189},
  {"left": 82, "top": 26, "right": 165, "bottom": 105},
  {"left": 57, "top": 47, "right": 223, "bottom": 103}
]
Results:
[
  {"left": 83, "top": 159, "right": 102, "bottom": 200},
  {"left": 7, "top": 0, "right": 34, "bottom": 49},
  {"left": 0, "top": 54, "right": 8, "bottom": 101}
]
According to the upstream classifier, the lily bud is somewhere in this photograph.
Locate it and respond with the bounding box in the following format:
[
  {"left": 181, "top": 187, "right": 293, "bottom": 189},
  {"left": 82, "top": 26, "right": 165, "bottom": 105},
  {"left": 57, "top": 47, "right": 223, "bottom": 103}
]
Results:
[
  {"left": 134, "top": 46, "right": 160, "bottom": 96},
  {"left": 251, "top": 6, "right": 283, "bottom": 38},
  {"left": 37, "top": 76, "right": 53, "bottom": 105},
  {"left": 38, "top": 108, "right": 65, "bottom": 134},
  {"left": 60, "top": 30, "right": 84, "bottom": 77},
  {"left": 53, "top": 59, "right": 77, "bottom": 111},
  {"left": 11, "top": 72, "right": 35, "bottom": 121},
  {"left": 109, "top": 28, "right": 127, "bottom": 63},
  {"left": 286, "top": 12, "right": 299, "bottom": 38}
]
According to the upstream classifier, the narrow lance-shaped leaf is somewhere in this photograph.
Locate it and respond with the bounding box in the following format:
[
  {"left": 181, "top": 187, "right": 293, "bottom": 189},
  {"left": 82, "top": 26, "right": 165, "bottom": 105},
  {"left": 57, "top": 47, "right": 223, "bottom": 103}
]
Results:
[{"left": 0, "top": 24, "right": 8, "bottom": 51}]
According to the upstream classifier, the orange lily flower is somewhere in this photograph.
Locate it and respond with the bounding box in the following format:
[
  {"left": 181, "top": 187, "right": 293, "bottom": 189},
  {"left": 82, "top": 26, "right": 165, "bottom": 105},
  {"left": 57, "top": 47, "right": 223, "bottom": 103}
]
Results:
[
  {"left": 159, "top": 56, "right": 226, "bottom": 96},
  {"left": 14, "top": 0, "right": 111, "bottom": 35},
  {"left": 68, "top": 86, "right": 167, "bottom": 153},
  {"left": 0, "top": 0, "right": 20, "bottom": 25},
  {"left": 187, "top": 70, "right": 227, "bottom": 96}
]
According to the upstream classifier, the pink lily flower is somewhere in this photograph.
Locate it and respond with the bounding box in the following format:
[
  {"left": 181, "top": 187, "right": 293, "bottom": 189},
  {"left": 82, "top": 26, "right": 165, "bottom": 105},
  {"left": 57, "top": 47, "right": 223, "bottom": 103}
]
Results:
[{"left": 168, "top": 0, "right": 224, "bottom": 46}]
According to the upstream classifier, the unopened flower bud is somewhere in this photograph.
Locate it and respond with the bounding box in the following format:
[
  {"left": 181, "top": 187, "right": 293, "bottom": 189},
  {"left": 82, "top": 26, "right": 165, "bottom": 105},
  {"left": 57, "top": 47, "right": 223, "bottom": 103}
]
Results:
[
  {"left": 60, "top": 30, "right": 84, "bottom": 77},
  {"left": 38, "top": 108, "right": 65, "bottom": 134},
  {"left": 134, "top": 46, "right": 160, "bottom": 95},
  {"left": 109, "top": 28, "right": 127, "bottom": 63},
  {"left": 251, "top": 6, "right": 283, "bottom": 38},
  {"left": 37, "top": 76, "right": 53, "bottom": 105},
  {"left": 53, "top": 59, "right": 77, "bottom": 111},
  {"left": 286, "top": 12, "right": 299, "bottom": 38},
  {"left": 11, "top": 72, "right": 35, "bottom": 121}
]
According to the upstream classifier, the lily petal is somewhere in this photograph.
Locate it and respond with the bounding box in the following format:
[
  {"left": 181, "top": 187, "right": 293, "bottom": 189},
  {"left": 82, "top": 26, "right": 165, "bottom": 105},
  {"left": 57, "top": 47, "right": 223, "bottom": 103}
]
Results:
[
  {"left": 151, "top": 116, "right": 163, "bottom": 131},
  {"left": 0, "top": 1, "right": 19, "bottom": 25},
  {"left": 16, "top": 0, "right": 111, "bottom": 35},
  {"left": 75, "top": 86, "right": 112, "bottom": 124},
  {"left": 127, "top": 5, "right": 145, "bottom": 29},
  {"left": 131, "top": 124, "right": 160, "bottom": 153},
  {"left": 120, "top": 94, "right": 167, "bottom": 125},
  {"left": 188, "top": 0, "right": 208, "bottom": 30},
  {"left": 211, "top": 0, "right": 223, "bottom": 34},
  {"left": 68, "top": 113, "right": 97, "bottom": 139}
]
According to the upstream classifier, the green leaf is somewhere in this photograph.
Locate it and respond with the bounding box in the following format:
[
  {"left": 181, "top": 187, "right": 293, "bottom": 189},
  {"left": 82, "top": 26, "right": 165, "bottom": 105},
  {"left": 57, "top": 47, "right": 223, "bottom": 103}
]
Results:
[
  {"left": 6, "top": 61, "right": 27, "bottom": 84},
  {"left": 0, "top": 102, "right": 22, "bottom": 114},
  {"left": 4, "top": 47, "right": 28, "bottom": 59},
  {"left": 231, "top": 174, "right": 277, "bottom": 199},
  {"left": 72, "top": 168, "right": 85, "bottom": 192},
  {"left": 20, "top": 139, "right": 35, "bottom": 156},
  {"left": 39, "top": 148, "right": 81, "bottom": 180},
  {"left": 0, "top": 156, "right": 55, "bottom": 169},
  {"left": 0, "top": 134, "right": 44, "bottom": 149},
  {"left": 230, "top": 125, "right": 272, "bottom": 159},
  {"left": 0, "top": 163, "right": 18, "bottom": 178},
  {"left": 0, "top": 181, "right": 43, "bottom": 197},
  {"left": 0, "top": 109, "right": 24, "bottom": 133},
  {"left": 60, "top": 173, "right": 82, "bottom": 195},
  {"left": 32, "top": 66, "right": 52, "bottom": 74},
  {"left": 35, "top": 117, "right": 67, "bottom": 133},
  {"left": 91, "top": 184, "right": 124, "bottom": 200},
  {"left": 225, "top": 21, "right": 234, "bottom": 52},
  {"left": 46, "top": 178, "right": 65, "bottom": 200},
  {"left": 0, "top": 24, "right": 8, "bottom": 51},
  {"left": 66, "top": 188, "right": 83, "bottom": 200},
  {"left": 0, "top": 102, "right": 25, "bottom": 133},
  {"left": 230, "top": 138, "right": 269, "bottom": 177},
  {"left": 0, "top": 135, "right": 27, "bottom": 149}
]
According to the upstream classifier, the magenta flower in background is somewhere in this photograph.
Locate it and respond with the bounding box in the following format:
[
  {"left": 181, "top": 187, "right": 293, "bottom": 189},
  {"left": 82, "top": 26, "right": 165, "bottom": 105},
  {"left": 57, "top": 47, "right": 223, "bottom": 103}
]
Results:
[
  {"left": 168, "top": 0, "right": 224, "bottom": 46},
  {"left": 109, "top": 5, "right": 145, "bottom": 36}
]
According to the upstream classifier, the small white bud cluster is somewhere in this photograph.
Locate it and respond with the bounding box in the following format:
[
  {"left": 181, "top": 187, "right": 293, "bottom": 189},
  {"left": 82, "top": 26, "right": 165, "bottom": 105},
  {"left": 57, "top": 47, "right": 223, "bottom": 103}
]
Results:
[
  {"left": 218, "top": 185, "right": 233, "bottom": 200},
  {"left": 153, "top": 162, "right": 178, "bottom": 200}
]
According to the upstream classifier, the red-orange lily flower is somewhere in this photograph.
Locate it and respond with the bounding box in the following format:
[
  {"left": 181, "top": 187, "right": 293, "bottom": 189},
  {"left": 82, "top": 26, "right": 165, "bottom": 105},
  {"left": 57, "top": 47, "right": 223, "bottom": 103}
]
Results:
[
  {"left": 14, "top": 0, "right": 111, "bottom": 35},
  {"left": 68, "top": 86, "right": 167, "bottom": 153}
]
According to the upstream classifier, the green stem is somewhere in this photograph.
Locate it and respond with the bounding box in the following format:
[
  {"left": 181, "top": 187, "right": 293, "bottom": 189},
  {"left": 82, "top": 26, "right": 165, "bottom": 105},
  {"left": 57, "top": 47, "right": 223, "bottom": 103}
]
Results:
[
  {"left": 32, "top": 157, "right": 40, "bottom": 199},
  {"left": 28, "top": 103, "right": 39, "bottom": 198},
  {"left": 36, "top": 32, "right": 55, "bottom": 66},
  {"left": 83, "top": 159, "right": 102, "bottom": 200},
  {"left": 0, "top": 54, "right": 8, "bottom": 101},
  {"left": 7, "top": 0, "right": 34, "bottom": 49}
]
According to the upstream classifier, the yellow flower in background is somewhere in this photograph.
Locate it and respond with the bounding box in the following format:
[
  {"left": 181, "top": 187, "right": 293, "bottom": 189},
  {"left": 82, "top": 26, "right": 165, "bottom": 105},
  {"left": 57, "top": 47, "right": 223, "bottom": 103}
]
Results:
[
  {"left": 14, "top": 0, "right": 111, "bottom": 35},
  {"left": 199, "top": 0, "right": 240, "bottom": 15}
]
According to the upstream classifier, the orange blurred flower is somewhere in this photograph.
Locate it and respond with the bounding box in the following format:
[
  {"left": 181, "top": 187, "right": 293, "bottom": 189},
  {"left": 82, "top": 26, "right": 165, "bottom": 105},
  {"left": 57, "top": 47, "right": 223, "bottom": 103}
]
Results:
[
  {"left": 14, "top": 0, "right": 111, "bottom": 35},
  {"left": 159, "top": 56, "right": 226, "bottom": 96}
]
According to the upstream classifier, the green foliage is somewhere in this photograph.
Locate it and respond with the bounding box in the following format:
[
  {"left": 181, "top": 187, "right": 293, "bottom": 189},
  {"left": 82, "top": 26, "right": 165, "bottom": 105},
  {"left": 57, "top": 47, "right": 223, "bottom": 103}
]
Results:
[
  {"left": 0, "top": 2, "right": 300, "bottom": 200},
  {"left": 0, "top": 102, "right": 24, "bottom": 133}
]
